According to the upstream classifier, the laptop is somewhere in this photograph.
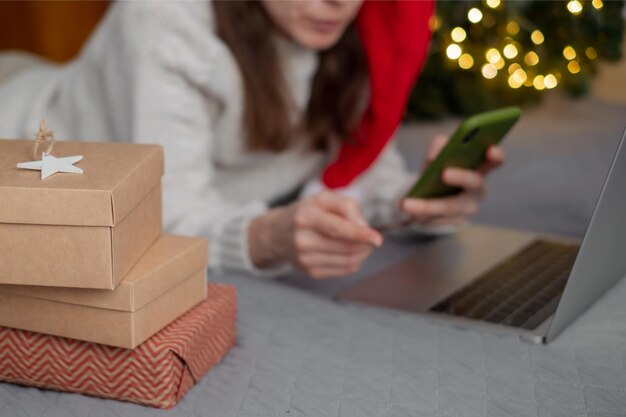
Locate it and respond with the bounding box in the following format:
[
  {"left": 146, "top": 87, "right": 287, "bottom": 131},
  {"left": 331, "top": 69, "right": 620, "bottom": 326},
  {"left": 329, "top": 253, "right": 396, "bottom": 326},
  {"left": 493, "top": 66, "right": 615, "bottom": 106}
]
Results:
[{"left": 338, "top": 129, "right": 626, "bottom": 344}]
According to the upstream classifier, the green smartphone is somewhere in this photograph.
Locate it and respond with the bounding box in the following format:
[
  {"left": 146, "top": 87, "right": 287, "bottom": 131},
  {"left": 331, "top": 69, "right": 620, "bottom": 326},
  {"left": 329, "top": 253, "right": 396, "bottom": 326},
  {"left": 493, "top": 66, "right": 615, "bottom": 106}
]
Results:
[{"left": 406, "top": 106, "right": 521, "bottom": 199}]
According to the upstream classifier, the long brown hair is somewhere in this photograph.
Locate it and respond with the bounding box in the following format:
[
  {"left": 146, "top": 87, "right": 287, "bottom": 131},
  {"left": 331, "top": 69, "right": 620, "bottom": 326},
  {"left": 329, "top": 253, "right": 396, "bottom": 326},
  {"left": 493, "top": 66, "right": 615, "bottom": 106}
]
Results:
[{"left": 212, "top": 1, "right": 368, "bottom": 151}]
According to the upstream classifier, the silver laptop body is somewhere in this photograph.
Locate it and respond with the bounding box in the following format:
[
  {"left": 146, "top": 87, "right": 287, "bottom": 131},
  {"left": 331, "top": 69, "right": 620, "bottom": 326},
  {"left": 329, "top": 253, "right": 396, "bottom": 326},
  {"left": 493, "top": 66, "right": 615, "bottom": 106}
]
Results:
[{"left": 338, "top": 130, "right": 626, "bottom": 344}]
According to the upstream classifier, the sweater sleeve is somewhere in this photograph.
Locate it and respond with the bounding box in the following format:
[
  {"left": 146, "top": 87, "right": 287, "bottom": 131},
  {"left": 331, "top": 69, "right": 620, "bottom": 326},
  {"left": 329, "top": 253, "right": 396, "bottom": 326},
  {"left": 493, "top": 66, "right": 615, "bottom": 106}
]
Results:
[
  {"left": 350, "top": 140, "right": 415, "bottom": 227},
  {"left": 97, "top": 2, "right": 290, "bottom": 277}
]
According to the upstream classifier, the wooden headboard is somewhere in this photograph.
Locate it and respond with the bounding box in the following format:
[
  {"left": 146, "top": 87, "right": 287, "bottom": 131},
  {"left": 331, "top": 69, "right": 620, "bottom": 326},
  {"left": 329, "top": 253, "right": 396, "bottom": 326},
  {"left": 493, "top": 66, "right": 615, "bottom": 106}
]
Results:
[{"left": 0, "top": 1, "right": 111, "bottom": 62}]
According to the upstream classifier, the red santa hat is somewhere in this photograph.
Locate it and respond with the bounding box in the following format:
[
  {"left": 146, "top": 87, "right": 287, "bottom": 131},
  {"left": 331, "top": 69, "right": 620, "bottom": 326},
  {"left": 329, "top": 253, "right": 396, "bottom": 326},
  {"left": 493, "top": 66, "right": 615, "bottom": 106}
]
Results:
[{"left": 321, "top": 0, "right": 435, "bottom": 189}]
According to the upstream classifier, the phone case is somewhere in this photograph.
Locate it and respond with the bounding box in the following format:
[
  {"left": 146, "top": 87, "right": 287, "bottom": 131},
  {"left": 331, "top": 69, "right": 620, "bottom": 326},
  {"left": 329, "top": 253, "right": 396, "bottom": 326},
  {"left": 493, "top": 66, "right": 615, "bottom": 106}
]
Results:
[{"left": 407, "top": 106, "right": 521, "bottom": 199}]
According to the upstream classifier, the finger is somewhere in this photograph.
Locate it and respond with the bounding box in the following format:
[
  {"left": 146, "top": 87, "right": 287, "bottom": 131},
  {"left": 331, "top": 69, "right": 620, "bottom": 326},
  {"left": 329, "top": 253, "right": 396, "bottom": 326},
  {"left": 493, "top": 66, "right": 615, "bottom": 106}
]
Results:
[
  {"left": 442, "top": 168, "right": 485, "bottom": 193},
  {"left": 401, "top": 196, "right": 479, "bottom": 221},
  {"left": 426, "top": 134, "right": 449, "bottom": 163},
  {"left": 306, "top": 265, "right": 365, "bottom": 280},
  {"left": 295, "top": 229, "right": 373, "bottom": 255},
  {"left": 311, "top": 209, "right": 383, "bottom": 247},
  {"left": 419, "top": 216, "right": 470, "bottom": 227},
  {"left": 400, "top": 198, "right": 457, "bottom": 221},
  {"left": 314, "top": 192, "right": 368, "bottom": 226},
  {"left": 487, "top": 145, "right": 505, "bottom": 164},
  {"left": 299, "top": 250, "right": 370, "bottom": 270},
  {"left": 478, "top": 145, "right": 505, "bottom": 175}
]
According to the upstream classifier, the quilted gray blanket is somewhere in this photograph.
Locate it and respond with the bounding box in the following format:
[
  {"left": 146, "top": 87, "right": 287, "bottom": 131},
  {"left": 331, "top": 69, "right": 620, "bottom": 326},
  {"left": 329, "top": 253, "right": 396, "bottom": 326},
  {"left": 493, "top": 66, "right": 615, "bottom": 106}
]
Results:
[{"left": 1, "top": 94, "right": 625, "bottom": 416}]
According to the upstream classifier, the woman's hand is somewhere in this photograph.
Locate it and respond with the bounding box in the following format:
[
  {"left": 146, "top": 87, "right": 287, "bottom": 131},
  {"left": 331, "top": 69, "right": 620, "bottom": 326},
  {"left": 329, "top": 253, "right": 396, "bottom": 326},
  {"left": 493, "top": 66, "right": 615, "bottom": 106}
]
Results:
[
  {"left": 249, "top": 191, "right": 383, "bottom": 279},
  {"left": 399, "top": 135, "right": 505, "bottom": 228}
]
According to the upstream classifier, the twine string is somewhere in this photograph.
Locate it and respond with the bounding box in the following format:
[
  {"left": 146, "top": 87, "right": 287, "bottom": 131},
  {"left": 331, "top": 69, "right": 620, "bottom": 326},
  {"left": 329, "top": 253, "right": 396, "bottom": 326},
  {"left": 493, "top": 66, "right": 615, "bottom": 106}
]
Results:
[{"left": 33, "top": 119, "right": 55, "bottom": 160}]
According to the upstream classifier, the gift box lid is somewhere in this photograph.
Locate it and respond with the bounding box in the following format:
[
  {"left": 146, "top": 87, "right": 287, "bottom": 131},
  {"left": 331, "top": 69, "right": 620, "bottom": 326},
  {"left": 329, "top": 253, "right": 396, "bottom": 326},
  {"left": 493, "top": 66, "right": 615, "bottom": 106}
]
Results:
[
  {"left": 0, "top": 139, "right": 163, "bottom": 227},
  {"left": 0, "top": 235, "right": 208, "bottom": 312}
]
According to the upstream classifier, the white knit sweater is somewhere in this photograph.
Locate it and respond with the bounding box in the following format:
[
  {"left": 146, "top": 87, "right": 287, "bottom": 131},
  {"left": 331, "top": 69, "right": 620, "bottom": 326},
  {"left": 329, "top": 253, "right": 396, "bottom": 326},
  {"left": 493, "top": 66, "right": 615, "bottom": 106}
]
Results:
[{"left": 0, "top": 1, "right": 415, "bottom": 277}]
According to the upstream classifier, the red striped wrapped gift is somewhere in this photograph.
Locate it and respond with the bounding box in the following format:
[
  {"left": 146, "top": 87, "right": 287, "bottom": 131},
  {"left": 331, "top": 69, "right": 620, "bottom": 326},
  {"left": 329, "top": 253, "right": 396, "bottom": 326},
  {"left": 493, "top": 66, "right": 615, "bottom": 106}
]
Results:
[{"left": 0, "top": 284, "right": 236, "bottom": 409}]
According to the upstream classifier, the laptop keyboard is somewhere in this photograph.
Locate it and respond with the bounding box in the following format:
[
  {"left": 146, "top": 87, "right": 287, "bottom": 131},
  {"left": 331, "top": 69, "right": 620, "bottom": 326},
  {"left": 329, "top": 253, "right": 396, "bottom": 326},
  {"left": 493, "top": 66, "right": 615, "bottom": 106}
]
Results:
[{"left": 430, "top": 240, "right": 579, "bottom": 330}]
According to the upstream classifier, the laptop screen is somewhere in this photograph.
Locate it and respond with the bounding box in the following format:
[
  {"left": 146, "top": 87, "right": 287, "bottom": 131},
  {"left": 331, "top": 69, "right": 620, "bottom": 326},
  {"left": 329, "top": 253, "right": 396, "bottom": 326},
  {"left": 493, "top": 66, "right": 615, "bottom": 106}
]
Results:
[{"left": 547, "top": 129, "right": 626, "bottom": 342}]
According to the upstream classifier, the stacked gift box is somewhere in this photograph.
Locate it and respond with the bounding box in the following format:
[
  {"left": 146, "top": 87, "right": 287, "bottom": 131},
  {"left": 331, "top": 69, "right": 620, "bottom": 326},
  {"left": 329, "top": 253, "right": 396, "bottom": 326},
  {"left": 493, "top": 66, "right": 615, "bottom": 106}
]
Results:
[{"left": 0, "top": 139, "right": 236, "bottom": 408}]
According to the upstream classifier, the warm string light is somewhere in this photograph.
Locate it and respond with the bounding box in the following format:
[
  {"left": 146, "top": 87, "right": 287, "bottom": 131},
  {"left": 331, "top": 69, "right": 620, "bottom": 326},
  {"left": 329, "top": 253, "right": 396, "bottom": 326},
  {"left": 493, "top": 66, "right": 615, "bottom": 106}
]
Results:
[
  {"left": 468, "top": 8, "right": 483, "bottom": 23},
  {"left": 524, "top": 51, "right": 539, "bottom": 66},
  {"left": 508, "top": 63, "right": 522, "bottom": 75},
  {"left": 486, "top": 48, "right": 501, "bottom": 64},
  {"left": 563, "top": 46, "right": 577, "bottom": 60},
  {"left": 544, "top": 74, "right": 558, "bottom": 89},
  {"left": 429, "top": 15, "right": 441, "bottom": 31},
  {"left": 567, "top": 0, "right": 583, "bottom": 15},
  {"left": 451, "top": 27, "right": 467, "bottom": 43},
  {"left": 524, "top": 72, "right": 535, "bottom": 87},
  {"left": 440, "top": 1, "right": 602, "bottom": 91},
  {"left": 513, "top": 69, "right": 527, "bottom": 83},
  {"left": 459, "top": 54, "right": 474, "bottom": 69},
  {"left": 586, "top": 47, "right": 598, "bottom": 60},
  {"left": 531, "top": 30, "right": 545, "bottom": 45},
  {"left": 568, "top": 61, "right": 581, "bottom": 74},
  {"left": 508, "top": 67, "right": 529, "bottom": 89},
  {"left": 506, "top": 21, "right": 520, "bottom": 35},
  {"left": 503, "top": 44, "right": 519, "bottom": 59},
  {"left": 446, "top": 44, "right": 463, "bottom": 60},
  {"left": 481, "top": 63, "right": 498, "bottom": 79}
]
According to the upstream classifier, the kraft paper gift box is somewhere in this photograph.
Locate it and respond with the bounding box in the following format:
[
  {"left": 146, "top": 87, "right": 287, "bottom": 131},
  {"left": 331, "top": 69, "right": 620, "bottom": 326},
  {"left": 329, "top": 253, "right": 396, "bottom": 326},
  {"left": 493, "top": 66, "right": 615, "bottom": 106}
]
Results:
[
  {"left": 0, "top": 139, "right": 163, "bottom": 289},
  {"left": 0, "top": 235, "right": 209, "bottom": 349},
  {"left": 0, "top": 283, "right": 237, "bottom": 409}
]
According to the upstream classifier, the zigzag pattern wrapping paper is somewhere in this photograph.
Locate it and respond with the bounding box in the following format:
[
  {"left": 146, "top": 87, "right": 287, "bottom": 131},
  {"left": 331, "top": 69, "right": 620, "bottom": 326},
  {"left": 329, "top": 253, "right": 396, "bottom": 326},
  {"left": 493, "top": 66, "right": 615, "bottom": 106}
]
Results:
[{"left": 0, "top": 284, "right": 236, "bottom": 409}]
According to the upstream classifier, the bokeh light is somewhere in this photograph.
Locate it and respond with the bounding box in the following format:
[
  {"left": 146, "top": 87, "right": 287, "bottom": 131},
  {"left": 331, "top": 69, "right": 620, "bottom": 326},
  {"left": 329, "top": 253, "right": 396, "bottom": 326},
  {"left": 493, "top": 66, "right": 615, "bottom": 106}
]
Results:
[
  {"left": 468, "top": 8, "right": 483, "bottom": 23},
  {"left": 563, "top": 46, "right": 577, "bottom": 60},
  {"left": 567, "top": 0, "right": 583, "bottom": 15},
  {"left": 524, "top": 51, "right": 539, "bottom": 66},
  {"left": 531, "top": 30, "right": 545, "bottom": 45},
  {"left": 503, "top": 44, "right": 519, "bottom": 59},
  {"left": 508, "top": 75, "right": 523, "bottom": 89},
  {"left": 586, "top": 47, "right": 598, "bottom": 60},
  {"left": 507, "top": 21, "right": 520, "bottom": 35},
  {"left": 451, "top": 27, "right": 467, "bottom": 43},
  {"left": 446, "top": 44, "right": 463, "bottom": 60},
  {"left": 429, "top": 15, "right": 441, "bottom": 31},
  {"left": 544, "top": 74, "right": 558, "bottom": 89},
  {"left": 512, "top": 68, "right": 528, "bottom": 84},
  {"left": 533, "top": 75, "right": 546, "bottom": 90},
  {"left": 567, "top": 60, "right": 581, "bottom": 74},
  {"left": 486, "top": 48, "right": 501, "bottom": 64},
  {"left": 481, "top": 63, "right": 498, "bottom": 79},
  {"left": 508, "top": 63, "right": 522, "bottom": 75},
  {"left": 459, "top": 54, "right": 475, "bottom": 69}
]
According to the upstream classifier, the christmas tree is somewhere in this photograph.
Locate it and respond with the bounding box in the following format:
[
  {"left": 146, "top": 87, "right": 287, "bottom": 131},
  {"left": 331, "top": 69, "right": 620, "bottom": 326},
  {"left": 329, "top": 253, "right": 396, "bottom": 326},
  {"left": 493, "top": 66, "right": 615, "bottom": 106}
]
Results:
[{"left": 407, "top": 0, "right": 625, "bottom": 119}]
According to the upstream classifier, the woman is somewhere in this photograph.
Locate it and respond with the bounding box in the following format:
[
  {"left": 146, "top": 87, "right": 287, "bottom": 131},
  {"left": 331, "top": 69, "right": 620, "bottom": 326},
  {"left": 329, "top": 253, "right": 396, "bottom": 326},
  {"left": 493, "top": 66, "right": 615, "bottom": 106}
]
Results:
[{"left": 0, "top": 1, "right": 504, "bottom": 279}]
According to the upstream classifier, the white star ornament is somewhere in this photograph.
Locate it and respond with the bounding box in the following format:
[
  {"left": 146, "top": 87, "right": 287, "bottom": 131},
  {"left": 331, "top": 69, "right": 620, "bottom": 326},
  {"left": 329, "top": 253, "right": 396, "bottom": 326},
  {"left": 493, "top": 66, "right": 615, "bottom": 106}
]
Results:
[{"left": 16, "top": 154, "right": 84, "bottom": 179}]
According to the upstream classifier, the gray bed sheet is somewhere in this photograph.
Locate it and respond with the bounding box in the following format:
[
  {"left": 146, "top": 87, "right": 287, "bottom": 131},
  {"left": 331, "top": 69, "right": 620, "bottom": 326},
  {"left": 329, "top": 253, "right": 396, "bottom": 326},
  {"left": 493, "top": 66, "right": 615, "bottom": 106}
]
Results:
[{"left": 1, "top": 93, "right": 625, "bottom": 416}]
